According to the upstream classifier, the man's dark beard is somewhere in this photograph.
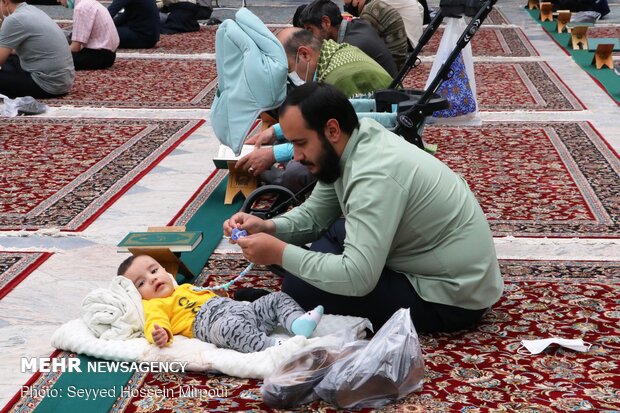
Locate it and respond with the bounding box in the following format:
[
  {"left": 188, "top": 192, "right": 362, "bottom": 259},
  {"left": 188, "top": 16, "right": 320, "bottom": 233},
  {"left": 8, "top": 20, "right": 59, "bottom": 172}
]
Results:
[{"left": 302, "top": 133, "right": 341, "bottom": 183}]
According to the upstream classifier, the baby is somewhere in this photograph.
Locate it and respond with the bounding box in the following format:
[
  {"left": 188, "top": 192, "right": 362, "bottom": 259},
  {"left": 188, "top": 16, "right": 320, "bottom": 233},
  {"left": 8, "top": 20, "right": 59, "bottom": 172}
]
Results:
[{"left": 118, "top": 254, "right": 324, "bottom": 353}]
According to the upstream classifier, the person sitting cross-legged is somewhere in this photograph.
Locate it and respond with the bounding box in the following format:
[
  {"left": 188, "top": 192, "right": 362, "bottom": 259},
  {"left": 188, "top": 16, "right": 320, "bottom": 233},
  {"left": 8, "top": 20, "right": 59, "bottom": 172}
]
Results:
[
  {"left": 225, "top": 82, "right": 504, "bottom": 332},
  {"left": 58, "top": 0, "right": 119, "bottom": 70},
  {"left": 108, "top": 0, "right": 160, "bottom": 49},
  {"left": 343, "top": 0, "right": 409, "bottom": 71},
  {"left": 0, "top": 0, "right": 74, "bottom": 98}
]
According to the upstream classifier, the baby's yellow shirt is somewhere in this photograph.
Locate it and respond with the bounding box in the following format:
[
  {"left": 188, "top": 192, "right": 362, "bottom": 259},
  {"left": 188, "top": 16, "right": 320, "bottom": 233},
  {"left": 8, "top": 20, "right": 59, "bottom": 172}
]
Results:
[{"left": 143, "top": 284, "right": 217, "bottom": 345}]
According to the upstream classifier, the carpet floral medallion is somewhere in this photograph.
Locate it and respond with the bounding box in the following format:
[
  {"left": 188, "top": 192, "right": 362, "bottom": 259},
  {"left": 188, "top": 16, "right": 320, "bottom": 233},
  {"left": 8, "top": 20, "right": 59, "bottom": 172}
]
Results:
[
  {"left": 402, "top": 61, "right": 584, "bottom": 111},
  {"left": 44, "top": 59, "right": 217, "bottom": 109},
  {"left": 421, "top": 27, "right": 538, "bottom": 57},
  {"left": 0, "top": 252, "right": 52, "bottom": 299},
  {"left": 425, "top": 122, "right": 620, "bottom": 238},
  {"left": 0, "top": 118, "right": 203, "bottom": 231}
]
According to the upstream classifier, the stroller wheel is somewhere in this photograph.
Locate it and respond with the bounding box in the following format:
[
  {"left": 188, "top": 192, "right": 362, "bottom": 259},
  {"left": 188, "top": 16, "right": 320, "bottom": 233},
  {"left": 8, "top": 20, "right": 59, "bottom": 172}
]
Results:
[{"left": 241, "top": 185, "right": 301, "bottom": 219}]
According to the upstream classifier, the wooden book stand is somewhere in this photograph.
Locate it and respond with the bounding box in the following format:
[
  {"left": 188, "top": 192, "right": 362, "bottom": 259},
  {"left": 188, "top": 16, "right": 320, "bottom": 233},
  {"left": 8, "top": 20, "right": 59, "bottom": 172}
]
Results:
[
  {"left": 591, "top": 43, "right": 615, "bottom": 69},
  {"left": 539, "top": 2, "right": 553, "bottom": 21},
  {"left": 557, "top": 10, "right": 571, "bottom": 33},
  {"left": 224, "top": 161, "right": 258, "bottom": 204},
  {"left": 568, "top": 26, "right": 588, "bottom": 50}
]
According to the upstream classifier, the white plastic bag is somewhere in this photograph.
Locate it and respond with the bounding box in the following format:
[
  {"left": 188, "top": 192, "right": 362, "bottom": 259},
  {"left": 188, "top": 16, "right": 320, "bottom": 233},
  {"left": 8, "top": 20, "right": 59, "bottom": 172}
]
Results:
[
  {"left": 0, "top": 94, "right": 49, "bottom": 117},
  {"left": 314, "top": 308, "right": 425, "bottom": 409},
  {"left": 261, "top": 329, "right": 363, "bottom": 408},
  {"left": 425, "top": 17, "right": 481, "bottom": 125}
]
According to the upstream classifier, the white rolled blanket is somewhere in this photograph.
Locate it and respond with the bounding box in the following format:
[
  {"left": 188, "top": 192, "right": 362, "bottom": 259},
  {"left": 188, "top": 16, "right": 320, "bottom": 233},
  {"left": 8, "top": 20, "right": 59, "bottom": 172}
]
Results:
[{"left": 81, "top": 276, "right": 145, "bottom": 340}]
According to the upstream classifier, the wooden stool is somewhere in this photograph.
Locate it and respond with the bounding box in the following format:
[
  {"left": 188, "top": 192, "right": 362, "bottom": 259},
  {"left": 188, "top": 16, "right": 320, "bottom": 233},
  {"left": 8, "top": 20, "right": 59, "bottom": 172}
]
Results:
[
  {"left": 589, "top": 38, "right": 620, "bottom": 69},
  {"left": 527, "top": 0, "right": 538, "bottom": 10},
  {"left": 557, "top": 10, "right": 571, "bottom": 33},
  {"left": 539, "top": 2, "right": 553, "bottom": 21},
  {"left": 224, "top": 161, "right": 258, "bottom": 204},
  {"left": 259, "top": 112, "right": 277, "bottom": 131},
  {"left": 568, "top": 26, "right": 589, "bottom": 50}
]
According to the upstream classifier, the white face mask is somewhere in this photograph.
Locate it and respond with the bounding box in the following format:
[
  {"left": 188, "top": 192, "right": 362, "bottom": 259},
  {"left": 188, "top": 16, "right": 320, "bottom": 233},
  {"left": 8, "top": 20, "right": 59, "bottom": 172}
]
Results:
[
  {"left": 289, "top": 50, "right": 311, "bottom": 86},
  {"left": 288, "top": 71, "right": 306, "bottom": 86}
]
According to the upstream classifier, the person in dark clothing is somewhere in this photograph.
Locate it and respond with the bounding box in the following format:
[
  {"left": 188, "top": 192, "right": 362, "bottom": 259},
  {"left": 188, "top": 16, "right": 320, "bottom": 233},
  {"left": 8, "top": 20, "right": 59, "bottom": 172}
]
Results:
[
  {"left": 160, "top": 1, "right": 200, "bottom": 34},
  {"left": 418, "top": 0, "right": 430, "bottom": 24},
  {"left": 551, "top": 0, "right": 610, "bottom": 17},
  {"left": 108, "top": 0, "right": 160, "bottom": 48},
  {"left": 299, "top": 0, "right": 397, "bottom": 77}
]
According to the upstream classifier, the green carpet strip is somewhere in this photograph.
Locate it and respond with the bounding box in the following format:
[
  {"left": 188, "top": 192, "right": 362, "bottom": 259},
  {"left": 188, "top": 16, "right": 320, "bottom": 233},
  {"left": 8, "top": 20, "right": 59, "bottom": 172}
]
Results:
[
  {"left": 177, "top": 172, "right": 244, "bottom": 279},
  {"left": 526, "top": 8, "right": 620, "bottom": 104},
  {"left": 27, "top": 174, "right": 242, "bottom": 413}
]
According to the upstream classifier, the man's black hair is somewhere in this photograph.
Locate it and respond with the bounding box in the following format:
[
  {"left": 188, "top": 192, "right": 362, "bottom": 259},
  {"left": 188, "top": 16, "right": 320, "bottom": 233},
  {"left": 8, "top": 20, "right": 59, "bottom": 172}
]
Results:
[
  {"left": 292, "top": 4, "right": 308, "bottom": 28},
  {"left": 299, "top": 0, "right": 343, "bottom": 28}
]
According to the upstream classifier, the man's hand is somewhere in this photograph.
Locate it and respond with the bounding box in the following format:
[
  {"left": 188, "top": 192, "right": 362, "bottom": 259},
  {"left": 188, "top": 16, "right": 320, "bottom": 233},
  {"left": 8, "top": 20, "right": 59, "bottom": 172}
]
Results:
[
  {"left": 152, "top": 324, "right": 170, "bottom": 347},
  {"left": 245, "top": 127, "right": 277, "bottom": 148},
  {"left": 236, "top": 233, "right": 286, "bottom": 266},
  {"left": 235, "top": 147, "right": 276, "bottom": 176},
  {"left": 223, "top": 212, "right": 275, "bottom": 239},
  {"left": 69, "top": 41, "right": 83, "bottom": 53}
]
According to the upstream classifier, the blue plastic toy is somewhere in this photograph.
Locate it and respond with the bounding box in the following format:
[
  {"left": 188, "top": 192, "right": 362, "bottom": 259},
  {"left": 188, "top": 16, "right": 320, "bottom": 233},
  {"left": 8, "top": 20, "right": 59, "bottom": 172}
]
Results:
[{"left": 231, "top": 228, "right": 248, "bottom": 241}]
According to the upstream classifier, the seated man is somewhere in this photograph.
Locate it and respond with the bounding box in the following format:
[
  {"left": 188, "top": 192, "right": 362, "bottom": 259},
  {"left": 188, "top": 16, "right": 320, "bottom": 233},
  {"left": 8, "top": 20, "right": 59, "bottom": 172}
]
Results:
[
  {"left": 343, "top": 0, "right": 409, "bottom": 71},
  {"left": 236, "top": 27, "right": 392, "bottom": 193},
  {"left": 59, "top": 0, "right": 120, "bottom": 70},
  {"left": 108, "top": 0, "right": 160, "bottom": 49},
  {"left": 225, "top": 82, "right": 504, "bottom": 332},
  {"left": 159, "top": 0, "right": 200, "bottom": 34},
  {"left": 0, "top": 0, "right": 74, "bottom": 98},
  {"left": 299, "top": 0, "right": 397, "bottom": 77}
]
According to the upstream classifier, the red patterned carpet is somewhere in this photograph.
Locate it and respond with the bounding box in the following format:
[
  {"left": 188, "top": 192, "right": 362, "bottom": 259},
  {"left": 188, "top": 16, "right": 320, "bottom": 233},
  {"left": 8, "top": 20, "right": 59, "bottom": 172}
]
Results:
[
  {"left": 424, "top": 122, "right": 620, "bottom": 238},
  {"left": 124, "top": 26, "right": 218, "bottom": 54},
  {"left": 44, "top": 59, "right": 217, "bottom": 108},
  {"left": 588, "top": 26, "right": 620, "bottom": 39},
  {"left": 0, "top": 252, "right": 52, "bottom": 300},
  {"left": 402, "top": 61, "right": 584, "bottom": 111},
  {"left": 15, "top": 256, "right": 617, "bottom": 412},
  {"left": 0, "top": 118, "right": 203, "bottom": 231},
  {"left": 55, "top": 23, "right": 217, "bottom": 55},
  {"left": 121, "top": 26, "right": 282, "bottom": 55},
  {"left": 421, "top": 27, "right": 538, "bottom": 57},
  {"left": 484, "top": 8, "right": 510, "bottom": 25}
]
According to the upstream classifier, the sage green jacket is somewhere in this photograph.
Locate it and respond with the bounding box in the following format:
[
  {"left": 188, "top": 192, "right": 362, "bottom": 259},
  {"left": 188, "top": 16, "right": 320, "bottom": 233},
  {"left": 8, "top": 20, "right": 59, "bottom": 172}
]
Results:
[{"left": 273, "top": 119, "right": 503, "bottom": 310}]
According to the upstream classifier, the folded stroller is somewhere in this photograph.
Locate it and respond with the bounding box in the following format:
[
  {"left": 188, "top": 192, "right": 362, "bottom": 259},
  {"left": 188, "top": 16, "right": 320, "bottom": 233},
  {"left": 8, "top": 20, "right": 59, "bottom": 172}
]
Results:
[{"left": 211, "top": 0, "right": 498, "bottom": 218}]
